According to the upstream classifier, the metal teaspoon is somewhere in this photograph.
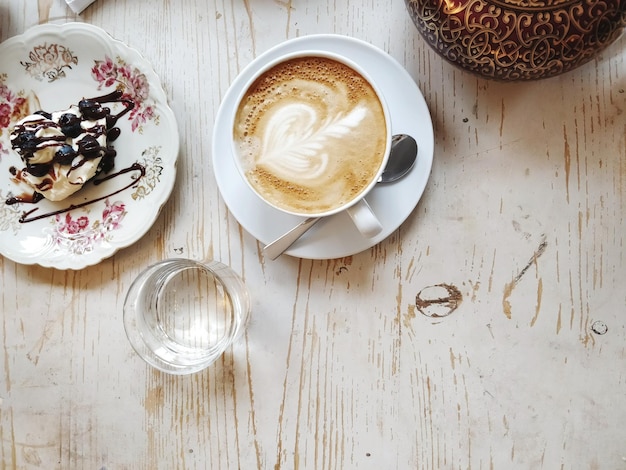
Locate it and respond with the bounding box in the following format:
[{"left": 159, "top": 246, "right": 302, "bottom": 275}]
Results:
[{"left": 262, "top": 134, "right": 418, "bottom": 260}]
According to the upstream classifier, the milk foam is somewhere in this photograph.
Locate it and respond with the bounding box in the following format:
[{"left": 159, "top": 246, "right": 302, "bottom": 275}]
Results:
[
  {"left": 257, "top": 102, "right": 368, "bottom": 182},
  {"left": 234, "top": 56, "right": 387, "bottom": 215}
]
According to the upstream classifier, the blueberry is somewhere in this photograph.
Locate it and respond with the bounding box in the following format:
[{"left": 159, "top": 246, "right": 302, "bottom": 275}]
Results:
[
  {"left": 11, "top": 130, "right": 42, "bottom": 160},
  {"left": 25, "top": 163, "right": 50, "bottom": 177},
  {"left": 58, "top": 113, "right": 83, "bottom": 138},
  {"left": 77, "top": 135, "right": 102, "bottom": 158},
  {"left": 79, "top": 99, "right": 108, "bottom": 120},
  {"left": 54, "top": 144, "right": 77, "bottom": 165}
]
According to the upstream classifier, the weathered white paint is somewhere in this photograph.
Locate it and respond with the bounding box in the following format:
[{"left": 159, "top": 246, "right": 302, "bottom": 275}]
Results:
[{"left": 0, "top": 0, "right": 625, "bottom": 468}]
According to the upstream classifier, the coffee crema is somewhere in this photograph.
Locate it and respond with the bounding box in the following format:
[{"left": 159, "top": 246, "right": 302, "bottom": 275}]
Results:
[{"left": 233, "top": 55, "right": 388, "bottom": 215}]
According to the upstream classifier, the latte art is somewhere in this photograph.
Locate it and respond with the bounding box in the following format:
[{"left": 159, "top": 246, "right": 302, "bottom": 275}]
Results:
[
  {"left": 257, "top": 103, "right": 368, "bottom": 182},
  {"left": 233, "top": 56, "right": 388, "bottom": 215}
]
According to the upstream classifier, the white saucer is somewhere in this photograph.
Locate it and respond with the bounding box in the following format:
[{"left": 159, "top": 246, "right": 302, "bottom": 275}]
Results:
[{"left": 212, "top": 35, "right": 433, "bottom": 259}]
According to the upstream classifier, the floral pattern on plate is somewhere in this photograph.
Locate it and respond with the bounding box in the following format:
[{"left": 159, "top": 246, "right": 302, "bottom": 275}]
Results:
[
  {"left": 92, "top": 55, "right": 159, "bottom": 132},
  {"left": 21, "top": 43, "right": 78, "bottom": 82},
  {"left": 0, "top": 23, "right": 178, "bottom": 269},
  {"left": 0, "top": 74, "right": 29, "bottom": 157},
  {"left": 0, "top": 189, "right": 21, "bottom": 233},
  {"left": 50, "top": 199, "right": 127, "bottom": 255},
  {"left": 131, "top": 146, "right": 164, "bottom": 200}
]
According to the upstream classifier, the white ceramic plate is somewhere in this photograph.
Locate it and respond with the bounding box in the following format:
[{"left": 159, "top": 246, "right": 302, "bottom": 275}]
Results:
[
  {"left": 212, "top": 34, "right": 434, "bottom": 259},
  {"left": 0, "top": 23, "right": 178, "bottom": 269}
]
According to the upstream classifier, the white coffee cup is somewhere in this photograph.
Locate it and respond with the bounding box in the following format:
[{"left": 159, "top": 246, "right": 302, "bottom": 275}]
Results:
[{"left": 230, "top": 50, "right": 392, "bottom": 238}]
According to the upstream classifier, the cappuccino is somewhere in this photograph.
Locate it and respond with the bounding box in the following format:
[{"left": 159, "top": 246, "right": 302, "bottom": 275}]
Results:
[{"left": 233, "top": 55, "right": 388, "bottom": 215}]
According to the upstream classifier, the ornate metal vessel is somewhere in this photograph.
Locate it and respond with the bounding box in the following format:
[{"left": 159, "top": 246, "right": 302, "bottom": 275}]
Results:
[{"left": 405, "top": 0, "right": 626, "bottom": 80}]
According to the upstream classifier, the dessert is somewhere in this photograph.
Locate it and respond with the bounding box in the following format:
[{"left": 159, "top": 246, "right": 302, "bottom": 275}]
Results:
[{"left": 8, "top": 90, "right": 134, "bottom": 202}]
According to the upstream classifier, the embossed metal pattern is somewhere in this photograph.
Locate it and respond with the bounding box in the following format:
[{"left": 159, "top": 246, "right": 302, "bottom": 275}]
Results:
[{"left": 405, "top": 0, "right": 626, "bottom": 80}]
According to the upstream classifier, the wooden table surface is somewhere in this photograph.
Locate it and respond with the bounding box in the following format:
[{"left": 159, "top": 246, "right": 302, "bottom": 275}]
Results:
[{"left": 1, "top": 0, "right": 625, "bottom": 469}]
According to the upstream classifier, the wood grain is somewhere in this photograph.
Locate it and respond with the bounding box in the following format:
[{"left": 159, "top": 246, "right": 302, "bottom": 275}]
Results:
[{"left": 0, "top": 1, "right": 625, "bottom": 468}]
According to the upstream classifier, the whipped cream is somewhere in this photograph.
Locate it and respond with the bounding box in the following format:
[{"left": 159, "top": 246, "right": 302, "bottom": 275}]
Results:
[{"left": 9, "top": 91, "right": 134, "bottom": 202}]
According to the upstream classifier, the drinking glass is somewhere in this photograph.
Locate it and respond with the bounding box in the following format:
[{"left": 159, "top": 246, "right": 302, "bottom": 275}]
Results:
[{"left": 123, "top": 259, "right": 250, "bottom": 375}]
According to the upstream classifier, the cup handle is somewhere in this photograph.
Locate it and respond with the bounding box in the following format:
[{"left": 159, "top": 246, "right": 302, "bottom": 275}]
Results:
[{"left": 346, "top": 198, "right": 383, "bottom": 238}]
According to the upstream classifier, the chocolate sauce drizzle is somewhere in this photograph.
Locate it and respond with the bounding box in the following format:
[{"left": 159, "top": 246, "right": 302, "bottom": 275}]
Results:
[
  {"left": 9, "top": 90, "right": 134, "bottom": 180},
  {"left": 16, "top": 162, "right": 146, "bottom": 224},
  {"left": 5, "top": 91, "right": 139, "bottom": 221}
]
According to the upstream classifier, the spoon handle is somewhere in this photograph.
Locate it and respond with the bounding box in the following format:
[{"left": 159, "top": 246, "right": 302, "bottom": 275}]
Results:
[{"left": 262, "top": 217, "right": 321, "bottom": 260}]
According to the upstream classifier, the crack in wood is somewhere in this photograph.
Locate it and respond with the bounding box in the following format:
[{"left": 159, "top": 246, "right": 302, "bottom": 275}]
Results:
[{"left": 502, "top": 234, "right": 548, "bottom": 319}]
